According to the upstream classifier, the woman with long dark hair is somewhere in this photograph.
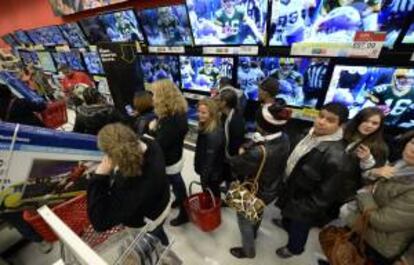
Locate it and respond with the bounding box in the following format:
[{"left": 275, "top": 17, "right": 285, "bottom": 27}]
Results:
[{"left": 342, "top": 107, "right": 389, "bottom": 199}]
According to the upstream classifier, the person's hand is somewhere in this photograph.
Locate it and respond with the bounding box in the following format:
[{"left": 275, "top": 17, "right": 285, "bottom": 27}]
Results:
[
  {"left": 355, "top": 144, "right": 371, "bottom": 161},
  {"left": 238, "top": 147, "right": 246, "bottom": 155},
  {"left": 149, "top": 119, "right": 158, "bottom": 131},
  {"left": 371, "top": 165, "right": 395, "bottom": 179},
  {"left": 95, "top": 155, "right": 113, "bottom": 175}
]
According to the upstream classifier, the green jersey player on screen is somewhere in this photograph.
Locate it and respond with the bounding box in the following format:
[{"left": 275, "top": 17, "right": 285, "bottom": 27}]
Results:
[{"left": 367, "top": 69, "right": 414, "bottom": 126}]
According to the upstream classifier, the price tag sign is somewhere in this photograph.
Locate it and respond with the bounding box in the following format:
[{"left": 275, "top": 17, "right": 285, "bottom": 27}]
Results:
[
  {"left": 238, "top": 46, "right": 259, "bottom": 55},
  {"left": 349, "top": 31, "right": 386, "bottom": 59},
  {"left": 203, "top": 47, "right": 237, "bottom": 55},
  {"left": 291, "top": 42, "right": 350, "bottom": 57},
  {"left": 148, "top": 46, "right": 185, "bottom": 54},
  {"left": 55, "top": 45, "right": 70, "bottom": 52}
]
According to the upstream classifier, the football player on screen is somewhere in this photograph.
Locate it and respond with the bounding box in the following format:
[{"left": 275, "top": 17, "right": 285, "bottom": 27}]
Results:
[
  {"left": 214, "top": 0, "right": 263, "bottom": 44},
  {"left": 367, "top": 69, "right": 414, "bottom": 126},
  {"left": 270, "top": 58, "right": 304, "bottom": 105},
  {"left": 181, "top": 59, "right": 195, "bottom": 89},
  {"left": 196, "top": 58, "right": 221, "bottom": 90},
  {"left": 270, "top": 0, "right": 316, "bottom": 45},
  {"left": 237, "top": 57, "right": 265, "bottom": 100},
  {"left": 157, "top": 7, "right": 186, "bottom": 45}
]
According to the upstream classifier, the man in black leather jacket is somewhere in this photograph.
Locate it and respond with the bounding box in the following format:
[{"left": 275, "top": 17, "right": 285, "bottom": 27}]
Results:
[{"left": 275, "top": 102, "right": 354, "bottom": 259}]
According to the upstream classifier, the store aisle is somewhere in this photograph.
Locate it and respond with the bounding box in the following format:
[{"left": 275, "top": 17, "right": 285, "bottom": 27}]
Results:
[{"left": 9, "top": 149, "right": 323, "bottom": 265}]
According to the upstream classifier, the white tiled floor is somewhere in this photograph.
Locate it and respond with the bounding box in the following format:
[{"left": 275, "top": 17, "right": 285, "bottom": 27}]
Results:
[{"left": 7, "top": 149, "right": 323, "bottom": 265}]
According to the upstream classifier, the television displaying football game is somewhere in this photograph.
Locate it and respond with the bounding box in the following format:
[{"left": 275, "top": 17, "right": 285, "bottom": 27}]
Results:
[
  {"left": 27, "top": 26, "right": 67, "bottom": 46},
  {"left": 14, "top": 31, "right": 33, "bottom": 46},
  {"left": 98, "top": 10, "right": 144, "bottom": 42},
  {"left": 137, "top": 5, "right": 193, "bottom": 46},
  {"left": 48, "top": 0, "right": 128, "bottom": 16},
  {"left": 19, "top": 51, "right": 40, "bottom": 66},
  {"left": 59, "top": 23, "right": 89, "bottom": 48},
  {"left": 402, "top": 22, "right": 414, "bottom": 44},
  {"left": 269, "top": 0, "right": 413, "bottom": 48},
  {"left": 37, "top": 52, "right": 57, "bottom": 72},
  {"left": 186, "top": 0, "right": 269, "bottom": 45},
  {"left": 140, "top": 55, "right": 180, "bottom": 88},
  {"left": 79, "top": 16, "right": 111, "bottom": 43},
  {"left": 325, "top": 65, "right": 414, "bottom": 128},
  {"left": 180, "top": 56, "right": 234, "bottom": 92},
  {"left": 52, "top": 51, "right": 85, "bottom": 71},
  {"left": 82, "top": 51, "right": 105, "bottom": 75},
  {"left": 2, "top": 34, "right": 19, "bottom": 47},
  {"left": 237, "top": 56, "right": 330, "bottom": 107}
]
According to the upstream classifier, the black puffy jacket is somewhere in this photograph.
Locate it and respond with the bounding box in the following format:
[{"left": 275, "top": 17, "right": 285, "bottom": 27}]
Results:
[
  {"left": 74, "top": 104, "right": 121, "bottom": 135},
  {"left": 194, "top": 127, "right": 225, "bottom": 184},
  {"left": 279, "top": 140, "right": 355, "bottom": 226},
  {"left": 229, "top": 133, "right": 290, "bottom": 204}
]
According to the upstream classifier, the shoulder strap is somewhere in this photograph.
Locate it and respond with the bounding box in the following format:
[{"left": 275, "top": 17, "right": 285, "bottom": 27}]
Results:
[
  {"left": 253, "top": 145, "right": 267, "bottom": 185},
  {"left": 4, "top": 98, "right": 16, "bottom": 121}
]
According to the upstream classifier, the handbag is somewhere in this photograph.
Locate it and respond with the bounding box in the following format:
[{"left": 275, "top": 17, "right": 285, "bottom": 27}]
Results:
[
  {"left": 319, "top": 209, "right": 373, "bottom": 265},
  {"left": 225, "top": 145, "right": 267, "bottom": 223}
]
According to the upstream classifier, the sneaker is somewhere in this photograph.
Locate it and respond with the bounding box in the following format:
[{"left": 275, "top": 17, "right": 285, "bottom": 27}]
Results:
[
  {"left": 36, "top": 241, "right": 53, "bottom": 254},
  {"left": 275, "top": 247, "right": 295, "bottom": 259},
  {"left": 229, "top": 247, "right": 255, "bottom": 259},
  {"left": 271, "top": 218, "right": 284, "bottom": 229}
]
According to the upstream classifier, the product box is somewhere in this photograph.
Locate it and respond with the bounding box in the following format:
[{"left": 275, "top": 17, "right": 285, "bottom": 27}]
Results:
[{"left": 0, "top": 122, "right": 102, "bottom": 212}]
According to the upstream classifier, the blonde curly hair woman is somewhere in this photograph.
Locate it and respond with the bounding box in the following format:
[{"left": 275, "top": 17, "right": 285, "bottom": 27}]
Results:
[
  {"left": 149, "top": 79, "right": 189, "bottom": 226},
  {"left": 87, "top": 123, "right": 171, "bottom": 245}
]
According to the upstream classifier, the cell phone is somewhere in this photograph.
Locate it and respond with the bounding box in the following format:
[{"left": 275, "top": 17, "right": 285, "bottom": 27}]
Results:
[{"left": 125, "top": 105, "right": 135, "bottom": 116}]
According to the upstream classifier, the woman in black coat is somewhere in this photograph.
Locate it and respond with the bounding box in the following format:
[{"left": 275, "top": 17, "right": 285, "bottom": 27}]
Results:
[
  {"left": 229, "top": 100, "right": 291, "bottom": 259},
  {"left": 195, "top": 99, "right": 225, "bottom": 197},
  {"left": 150, "top": 80, "right": 189, "bottom": 226},
  {"left": 87, "top": 123, "right": 170, "bottom": 245}
]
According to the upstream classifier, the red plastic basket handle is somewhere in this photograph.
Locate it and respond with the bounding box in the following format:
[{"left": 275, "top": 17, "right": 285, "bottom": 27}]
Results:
[{"left": 188, "top": 181, "right": 218, "bottom": 208}]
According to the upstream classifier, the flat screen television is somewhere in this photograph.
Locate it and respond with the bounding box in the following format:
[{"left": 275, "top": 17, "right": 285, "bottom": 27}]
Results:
[
  {"left": 79, "top": 16, "right": 111, "bottom": 43},
  {"left": 19, "top": 51, "right": 40, "bottom": 66},
  {"left": 82, "top": 51, "right": 105, "bottom": 75},
  {"left": 2, "top": 34, "right": 19, "bottom": 47},
  {"left": 237, "top": 56, "right": 330, "bottom": 107},
  {"left": 140, "top": 55, "right": 180, "bottom": 88},
  {"left": 14, "top": 31, "right": 33, "bottom": 46},
  {"left": 137, "top": 5, "right": 193, "bottom": 46},
  {"left": 59, "top": 23, "right": 89, "bottom": 48},
  {"left": 37, "top": 51, "right": 57, "bottom": 72},
  {"left": 98, "top": 10, "right": 144, "bottom": 42},
  {"left": 179, "top": 56, "right": 234, "bottom": 93},
  {"left": 324, "top": 65, "right": 414, "bottom": 129},
  {"left": 402, "top": 22, "right": 414, "bottom": 44},
  {"left": 52, "top": 51, "right": 85, "bottom": 71},
  {"left": 268, "top": 0, "right": 413, "bottom": 48},
  {"left": 186, "top": 0, "right": 269, "bottom": 45},
  {"left": 48, "top": 0, "right": 128, "bottom": 16},
  {"left": 27, "top": 26, "right": 67, "bottom": 46}
]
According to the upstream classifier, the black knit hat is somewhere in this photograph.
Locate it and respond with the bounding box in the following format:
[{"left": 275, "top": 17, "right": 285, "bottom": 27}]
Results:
[
  {"left": 259, "top": 77, "right": 279, "bottom": 97},
  {"left": 256, "top": 99, "right": 292, "bottom": 133}
]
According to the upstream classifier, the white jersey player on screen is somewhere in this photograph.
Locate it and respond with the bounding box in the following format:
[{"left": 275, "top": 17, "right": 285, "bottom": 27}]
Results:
[
  {"left": 270, "top": 0, "right": 315, "bottom": 45},
  {"left": 237, "top": 57, "right": 265, "bottom": 100}
]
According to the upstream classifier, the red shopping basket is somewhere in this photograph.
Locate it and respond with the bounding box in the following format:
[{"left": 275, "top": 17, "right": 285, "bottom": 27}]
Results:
[
  {"left": 23, "top": 194, "right": 89, "bottom": 242},
  {"left": 41, "top": 100, "right": 68, "bottom": 128},
  {"left": 184, "top": 181, "right": 221, "bottom": 232}
]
